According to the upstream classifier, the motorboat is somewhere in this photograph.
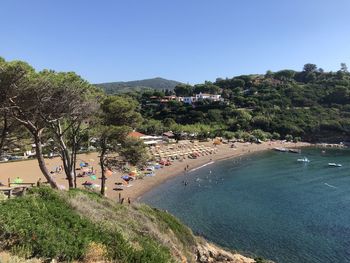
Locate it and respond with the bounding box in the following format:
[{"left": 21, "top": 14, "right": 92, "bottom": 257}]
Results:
[
  {"left": 297, "top": 157, "right": 310, "bottom": 163},
  {"left": 328, "top": 163, "right": 342, "bottom": 167}
]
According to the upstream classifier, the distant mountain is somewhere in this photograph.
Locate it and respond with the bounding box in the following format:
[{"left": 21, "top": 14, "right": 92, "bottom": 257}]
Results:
[{"left": 95, "top": 77, "right": 182, "bottom": 94}]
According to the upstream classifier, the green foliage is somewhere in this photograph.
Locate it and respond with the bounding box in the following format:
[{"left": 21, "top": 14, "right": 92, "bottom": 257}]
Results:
[
  {"left": 0, "top": 187, "right": 173, "bottom": 262},
  {"left": 293, "top": 136, "right": 302, "bottom": 142},
  {"left": 95, "top": 77, "right": 181, "bottom": 94},
  {"left": 285, "top": 134, "right": 293, "bottom": 141},
  {"left": 101, "top": 95, "right": 142, "bottom": 128},
  {"left": 251, "top": 129, "right": 269, "bottom": 141},
  {"left": 138, "top": 65, "right": 350, "bottom": 142},
  {"left": 140, "top": 119, "right": 164, "bottom": 135},
  {"left": 272, "top": 132, "right": 280, "bottom": 140},
  {"left": 193, "top": 81, "right": 221, "bottom": 95},
  {"left": 119, "top": 137, "right": 149, "bottom": 167},
  {"left": 140, "top": 206, "right": 196, "bottom": 248},
  {"left": 174, "top": 84, "right": 193, "bottom": 96}
]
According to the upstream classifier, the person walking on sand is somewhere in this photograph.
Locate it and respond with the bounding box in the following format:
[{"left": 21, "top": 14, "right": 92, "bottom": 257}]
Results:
[{"left": 127, "top": 197, "right": 131, "bottom": 205}]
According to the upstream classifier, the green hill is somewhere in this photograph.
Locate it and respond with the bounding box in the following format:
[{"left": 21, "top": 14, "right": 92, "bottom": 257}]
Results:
[
  {"left": 95, "top": 77, "right": 182, "bottom": 94},
  {"left": 138, "top": 64, "right": 350, "bottom": 143},
  {"left": 0, "top": 188, "right": 261, "bottom": 263}
]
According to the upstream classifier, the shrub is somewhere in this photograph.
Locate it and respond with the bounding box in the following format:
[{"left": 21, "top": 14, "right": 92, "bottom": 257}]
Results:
[
  {"left": 272, "top": 132, "right": 280, "bottom": 140},
  {"left": 293, "top": 136, "right": 302, "bottom": 142},
  {"left": 285, "top": 134, "right": 293, "bottom": 141},
  {"left": 0, "top": 187, "right": 173, "bottom": 262},
  {"left": 140, "top": 206, "right": 195, "bottom": 248}
]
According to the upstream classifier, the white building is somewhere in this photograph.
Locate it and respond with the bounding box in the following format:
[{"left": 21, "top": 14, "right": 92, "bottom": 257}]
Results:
[
  {"left": 181, "top": 93, "right": 222, "bottom": 104},
  {"left": 183, "top": 97, "right": 196, "bottom": 104},
  {"left": 195, "top": 92, "right": 221, "bottom": 101}
]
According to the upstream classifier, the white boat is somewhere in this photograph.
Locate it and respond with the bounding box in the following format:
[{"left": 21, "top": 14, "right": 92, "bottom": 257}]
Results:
[
  {"left": 297, "top": 157, "right": 310, "bottom": 163},
  {"left": 328, "top": 163, "right": 342, "bottom": 167}
]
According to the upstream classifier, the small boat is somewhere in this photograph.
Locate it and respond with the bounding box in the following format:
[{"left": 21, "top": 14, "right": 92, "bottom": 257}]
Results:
[
  {"left": 297, "top": 157, "right": 310, "bottom": 163},
  {"left": 328, "top": 163, "right": 342, "bottom": 167},
  {"left": 289, "top": 149, "right": 301, "bottom": 154},
  {"left": 273, "top": 147, "right": 289, "bottom": 152}
]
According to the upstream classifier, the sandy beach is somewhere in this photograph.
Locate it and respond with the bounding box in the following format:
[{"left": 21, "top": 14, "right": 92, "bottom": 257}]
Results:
[{"left": 0, "top": 140, "right": 310, "bottom": 202}]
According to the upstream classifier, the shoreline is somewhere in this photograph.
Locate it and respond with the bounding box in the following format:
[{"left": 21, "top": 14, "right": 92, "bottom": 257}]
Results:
[
  {"left": 129, "top": 140, "right": 311, "bottom": 201},
  {"left": 0, "top": 140, "right": 311, "bottom": 202}
]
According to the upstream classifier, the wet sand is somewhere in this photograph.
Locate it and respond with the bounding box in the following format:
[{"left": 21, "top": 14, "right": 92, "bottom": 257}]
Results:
[{"left": 0, "top": 141, "right": 310, "bottom": 202}]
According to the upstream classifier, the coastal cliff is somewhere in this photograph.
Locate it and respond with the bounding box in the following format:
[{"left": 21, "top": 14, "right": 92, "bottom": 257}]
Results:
[{"left": 0, "top": 188, "right": 267, "bottom": 263}]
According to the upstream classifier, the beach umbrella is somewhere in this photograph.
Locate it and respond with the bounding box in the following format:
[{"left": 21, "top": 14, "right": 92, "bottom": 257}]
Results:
[
  {"left": 122, "top": 175, "right": 130, "bottom": 180},
  {"left": 90, "top": 175, "right": 97, "bottom": 180},
  {"left": 105, "top": 170, "right": 113, "bottom": 177}
]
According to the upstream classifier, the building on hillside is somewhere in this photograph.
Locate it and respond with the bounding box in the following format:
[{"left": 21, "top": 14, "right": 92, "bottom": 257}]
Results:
[
  {"left": 183, "top": 96, "right": 196, "bottom": 104},
  {"left": 181, "top": 93, "right": 222, "bottom": 104},
  {"left": 195, "top": 92, "right": 222, "bottom": 102}
]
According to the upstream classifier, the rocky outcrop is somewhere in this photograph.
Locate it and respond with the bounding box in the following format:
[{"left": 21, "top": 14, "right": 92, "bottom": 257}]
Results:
[{"left": 195, "top": 242, "right": 256, "bottom": 263}]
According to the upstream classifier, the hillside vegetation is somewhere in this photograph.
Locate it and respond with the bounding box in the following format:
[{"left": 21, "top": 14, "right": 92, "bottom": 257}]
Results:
[
  {"left": 96, "top": 77, "right": 182, "bottom": 94},
  {"left": 133, "top": 64, "right": 350, "bottom": 143},
  {"left": 0, "top": 188, "right": 260, "bottom": 263}
]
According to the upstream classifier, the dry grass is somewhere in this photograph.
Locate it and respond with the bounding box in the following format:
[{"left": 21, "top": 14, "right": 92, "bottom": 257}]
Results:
[
  {"left": 0, "top": 252, "right": 42, "bottom": 263},
  {"left": 82, "top": 242, "right": 108, "bottom": 263},
  {"left": 65, "top": 190, "right": 196, "bottom": 262}
]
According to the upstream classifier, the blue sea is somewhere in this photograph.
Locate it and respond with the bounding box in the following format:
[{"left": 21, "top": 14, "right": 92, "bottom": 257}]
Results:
[{"left": 141, "top": 148, "right": 350, "bottom": 263}]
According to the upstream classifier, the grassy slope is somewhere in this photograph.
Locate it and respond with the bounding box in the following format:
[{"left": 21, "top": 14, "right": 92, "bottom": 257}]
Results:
[{"left": 0, "top": 187, "right": 197, "bottom": 262}]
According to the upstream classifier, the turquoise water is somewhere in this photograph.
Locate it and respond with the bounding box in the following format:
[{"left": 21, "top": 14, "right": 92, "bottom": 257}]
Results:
[{"left": 141, "top": 148, "right": 350, "bottom": 263}]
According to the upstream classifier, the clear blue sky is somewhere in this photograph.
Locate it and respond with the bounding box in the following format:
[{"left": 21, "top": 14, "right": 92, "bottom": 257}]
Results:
[{"left": 1, "top": 0, "right": 350, "bottom": 84}]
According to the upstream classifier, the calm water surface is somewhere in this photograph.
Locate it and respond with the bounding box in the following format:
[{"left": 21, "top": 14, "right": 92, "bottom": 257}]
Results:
[{"left": 141, "top": 148, "right": 350, "bottom": 263}]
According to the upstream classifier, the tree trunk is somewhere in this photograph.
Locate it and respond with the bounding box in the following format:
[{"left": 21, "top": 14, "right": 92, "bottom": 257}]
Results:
[
  {"left": 73, "top": 153, "right": 77, "bottom": 188},
  {"left": 58, "top": 136, "right": 74, "bottom": 188},
  {"left": 72, "top": 138, "right": 78, "bottom": 188},
  {"left": 0, "top": 113, "right": 8, "bottom": 156},
  {"left": 71, "top": 135, "right": 79, "bottom": 188},
  {"left": 60, "top": 147, "right": 74, "bottom": 188},
  {"left": 34, "top": 135, "right": 59, "bottom": 189},
  {"left": 100, "top": 148, "right": 106, "bottom": 196}
]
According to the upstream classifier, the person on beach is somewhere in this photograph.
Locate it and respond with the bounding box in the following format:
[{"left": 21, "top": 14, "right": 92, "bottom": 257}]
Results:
[{"left": 127, "top": 197, "right": 131, "bottom": 205}]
